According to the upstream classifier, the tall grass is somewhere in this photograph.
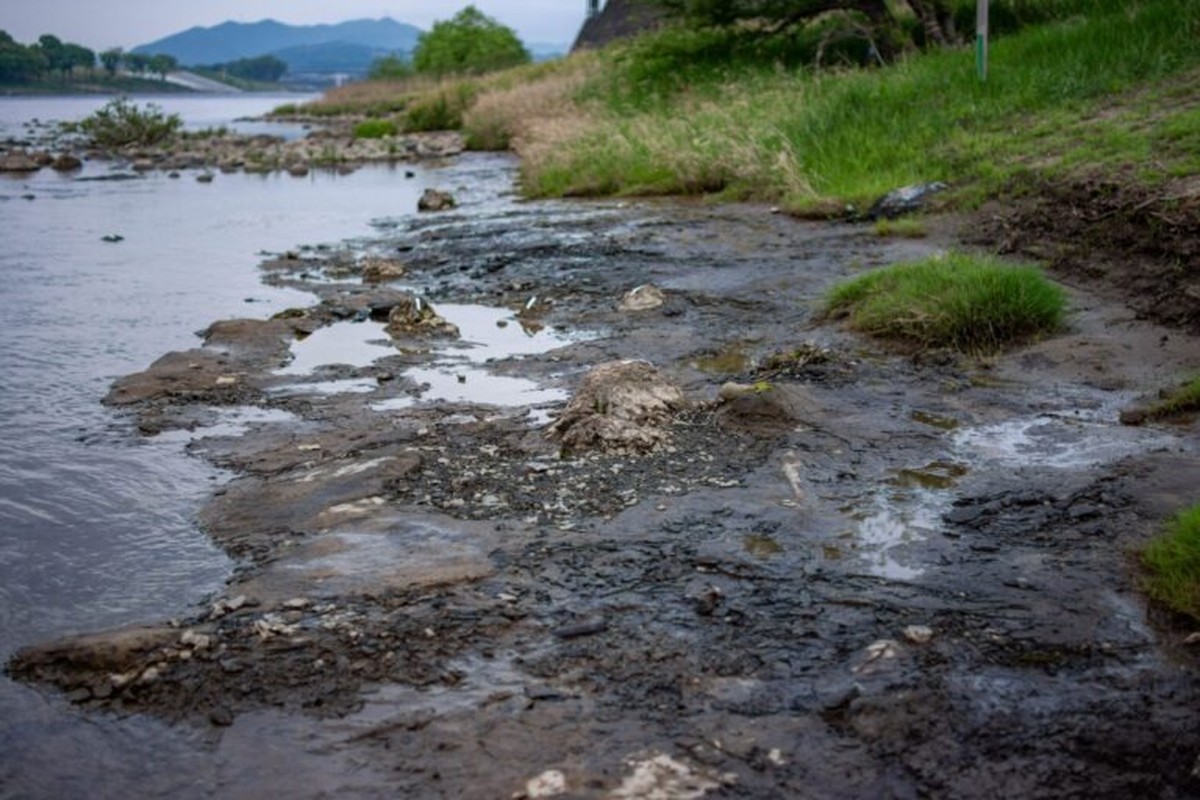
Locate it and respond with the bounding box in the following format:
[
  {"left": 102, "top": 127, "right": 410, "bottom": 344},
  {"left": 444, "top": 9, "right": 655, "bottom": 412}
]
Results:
[
  {"left": 825, "top": 252, "right": 1066, "bottom": 352},
  {"left": 1142, "top": 504, "right": 1200, "bottom": 620},
  {"left": 516, "top": 0, "right": 1200, "bottom": 206}
]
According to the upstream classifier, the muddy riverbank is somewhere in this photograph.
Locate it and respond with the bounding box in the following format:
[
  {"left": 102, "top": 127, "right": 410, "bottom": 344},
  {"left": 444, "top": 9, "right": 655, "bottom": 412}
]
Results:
[{"left": 9, "top": 154, "right": 1200, "bottom": 798}]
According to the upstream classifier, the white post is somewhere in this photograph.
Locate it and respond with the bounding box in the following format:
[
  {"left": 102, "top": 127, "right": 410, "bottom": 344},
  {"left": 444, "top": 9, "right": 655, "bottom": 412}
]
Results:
[{"left": 976, "top": 0, "right": 990, "bottom": 82}]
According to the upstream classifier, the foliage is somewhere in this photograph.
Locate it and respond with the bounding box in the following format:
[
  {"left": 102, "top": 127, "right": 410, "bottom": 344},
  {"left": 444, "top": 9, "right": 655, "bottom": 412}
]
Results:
[
  {"left": 0, "top": 30, "right": 47, "bottom": 83},
  {"left": 1142, "top": 504, "right": 1200, "bottom": 620},
  {"left": 824, "top": 252, "right": 1066, "bottom": 352},
  {"left": 72, "top": 98, "right": 183, "bottom": 148},
  {"left": 403, "top": 82, "right": 479, "bottom": 131},
  {"left": 412, "top": 6, "right": 530, "bottom": 77},
  {"left": 353, "top": 118, "right": 399, "bottom": 139},
  {"left": 369, "top": 54, "right": 414, "bottom": 80},
  {"left": 199, "top": 55, "right": 287, "bottom": 83},
  {"left": 522, "top": 0, "right": 1200, "bottom": 207},
  {"left": 100, "top": 48, "right": 122, "bottom": 76},
  {"left": 147, "top": 53, "right": 178, "bottom": 80}
]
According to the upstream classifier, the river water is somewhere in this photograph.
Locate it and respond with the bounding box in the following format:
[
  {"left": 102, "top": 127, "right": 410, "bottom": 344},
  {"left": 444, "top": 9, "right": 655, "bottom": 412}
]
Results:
[{"left": 0, "top": 95, "right": 435, "bottom": 797}]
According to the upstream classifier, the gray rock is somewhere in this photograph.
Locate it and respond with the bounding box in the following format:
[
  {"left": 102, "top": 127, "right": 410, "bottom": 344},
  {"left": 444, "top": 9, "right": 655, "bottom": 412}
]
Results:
[
  {"left": 0, "top": 152, "right": 40, "bottom": 172},
  {"left": 418, "top": 188, "right": 456, "bottom": 212},
  {"left": 865, "top": 182, "right": 947, "bottom": 220}
]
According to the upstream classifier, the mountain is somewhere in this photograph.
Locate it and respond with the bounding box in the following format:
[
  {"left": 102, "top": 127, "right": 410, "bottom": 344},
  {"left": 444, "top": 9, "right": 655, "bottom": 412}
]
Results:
[{"left": 132, "top": 18, "right": 422, "bottom": 72}]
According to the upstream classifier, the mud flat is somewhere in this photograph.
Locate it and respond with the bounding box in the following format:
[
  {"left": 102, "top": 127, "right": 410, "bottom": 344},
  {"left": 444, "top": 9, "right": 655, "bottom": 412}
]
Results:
[{"left": 9, "top": 155, "right": 1200, "bottom": 798}]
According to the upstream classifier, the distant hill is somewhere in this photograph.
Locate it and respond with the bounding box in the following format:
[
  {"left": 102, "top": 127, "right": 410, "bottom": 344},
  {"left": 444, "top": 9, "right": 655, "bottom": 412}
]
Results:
[{"left": 132, "top": 18, "right": 422, "bottom": 75}]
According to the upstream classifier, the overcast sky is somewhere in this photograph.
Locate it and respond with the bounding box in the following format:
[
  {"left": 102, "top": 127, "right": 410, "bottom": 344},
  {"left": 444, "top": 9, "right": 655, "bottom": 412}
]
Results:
[{"left": 0, "top": 1, "right": 589, "bottom": 50}]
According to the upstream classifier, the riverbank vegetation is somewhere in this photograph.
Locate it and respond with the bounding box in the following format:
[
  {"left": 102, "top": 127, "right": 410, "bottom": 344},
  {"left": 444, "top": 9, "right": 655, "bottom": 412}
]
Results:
[
  {"left": 286, "top": 0, "right": 1199, "bottom": 215},
  {"left": 0, "top": 30, "right": 185, "bottom": 92},
  {"left": 824, "top": 252, "right": 1065, "bottom": 352},
  {"left": 1142, "top": 376, "right": 1200, "bottom": 423},
  {"left": 1142, "top": 504, "right": 1200, "bottom": 620}
]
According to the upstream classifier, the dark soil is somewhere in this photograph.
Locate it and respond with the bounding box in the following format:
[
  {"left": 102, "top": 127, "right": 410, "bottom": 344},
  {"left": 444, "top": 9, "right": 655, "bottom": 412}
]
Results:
[{"left": 8, "top": 155, "right": 1200, "bottom": 799}]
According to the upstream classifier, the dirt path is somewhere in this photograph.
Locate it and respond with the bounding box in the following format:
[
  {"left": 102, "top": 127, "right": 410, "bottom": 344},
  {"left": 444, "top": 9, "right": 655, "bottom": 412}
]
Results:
[{"left": 10, "top": 155, "right": 1200, "bottom": 799}]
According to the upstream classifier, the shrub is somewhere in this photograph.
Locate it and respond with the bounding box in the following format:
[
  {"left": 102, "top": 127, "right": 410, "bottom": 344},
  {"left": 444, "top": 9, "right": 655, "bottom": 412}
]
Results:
[
  {"left": 825, "top": 252, "right": 1066, "bottom": 352},
  {"left": 353, "top": 118, "right": 399, "bottom": 139},
  {"left": 1142, "top": 504, "right": 1200, "bottom": 620},
  {"left": 72, "top": 98, "right": 182, "bottom": 147},
  {"left": 403, "top": 83, "right": 478, "bottom": 132}
]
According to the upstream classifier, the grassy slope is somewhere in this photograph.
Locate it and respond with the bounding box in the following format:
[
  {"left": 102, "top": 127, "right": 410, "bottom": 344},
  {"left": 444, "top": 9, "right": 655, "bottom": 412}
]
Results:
[{"left": 519, "top": 0, "right": 1200, "bottom": 209}]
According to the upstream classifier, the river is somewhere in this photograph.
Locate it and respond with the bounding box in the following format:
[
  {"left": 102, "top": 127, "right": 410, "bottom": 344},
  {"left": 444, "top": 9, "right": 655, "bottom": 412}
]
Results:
[{"left": 0, "top": 94, "right": 434, "bottom": 797}]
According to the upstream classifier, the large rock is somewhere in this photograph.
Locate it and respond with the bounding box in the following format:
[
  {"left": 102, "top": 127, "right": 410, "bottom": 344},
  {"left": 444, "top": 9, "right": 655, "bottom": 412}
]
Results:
[
  {"left": 361, "top": 258, "right": 407, "bottom": 284},
  {"left": 418, "top": 188, "right": 456, "bottom": 212},
  {"left": 52, "top": 154, "right": 83, "bottom": 171},
  {"left": 715, "top": 381, "right": 819, "bottom": 433},
  {"left": 384, "top": 295, "right": 460, "bottom": 339},
  {"left": 0, "top": 151, "right": 40, "bottom": 172},
  {"left": 865, "top": 182, "right": 947, "bottom": 220},
  {"left": 548, "top": 361, "right": 687, "bottom": 454}
]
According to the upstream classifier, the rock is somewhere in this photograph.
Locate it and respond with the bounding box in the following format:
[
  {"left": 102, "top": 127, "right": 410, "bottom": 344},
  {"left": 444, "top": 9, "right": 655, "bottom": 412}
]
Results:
[
  {"left": 418, "top": 188, "right": 456, "bottom": 212},
  {"left": 288, "top": 165, "right": 310, "bottom": 177},
  {"left": 525, "top": 770, "right": 568, "bottom": 798},
  {"left": 196, "top": 172, "right": 214, "bottom": 184},
  {"left": 865, "top": 182, "right": 947, "bottom": 220},
  {"left": 131, "top": 159, "right": 156, "bottom": 172},
  {"left": 715, "top": 382, "right": 818, "bottom": 432},
  {"left": 0, "top": 151, "right": 40, "bottom": 172},
  {"left": 548, "top": 361, "right": 687, "bottom": 454},
  {"left": 384, "top": 295, "right": 460, "bottom": 339},
  {"left": 618, "top": 284, "right": 666, "bottom": 311},
  {"left": 101, "top": 234, "right": 124, "bottom": 243},
  {"left": 361, "top": 258, "right": 407, "bottom": 284},
  {"left": 902, "top": 625, "right": 934, "bottom": 645},
  {"left": 51, "top": 154, "right": 83, "bottom": 171},
  {"left": 32, "top": 151, "right": 54, "bottom": 166}
]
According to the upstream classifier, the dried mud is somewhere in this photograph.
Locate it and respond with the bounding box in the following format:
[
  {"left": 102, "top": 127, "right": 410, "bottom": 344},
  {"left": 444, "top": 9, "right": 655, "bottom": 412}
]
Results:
[{"left": 8, "top": 155, "right": 1200, "bottom": 799}]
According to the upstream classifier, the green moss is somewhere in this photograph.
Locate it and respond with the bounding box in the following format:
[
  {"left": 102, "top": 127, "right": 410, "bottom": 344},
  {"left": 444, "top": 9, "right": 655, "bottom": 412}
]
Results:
[
  {"left": 1142, "top": 504, "right": 1200, "bottom": 620},
  {"left": 873, "top": 217, "right": 928, "bottom": 239},
  {"left": 825, "top": 252, "right": 1066, "bottom": 352}
]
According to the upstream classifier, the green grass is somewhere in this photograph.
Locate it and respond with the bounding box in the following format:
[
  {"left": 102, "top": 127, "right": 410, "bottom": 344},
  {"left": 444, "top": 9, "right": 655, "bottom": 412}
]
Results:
[
  {"left": 1146, "top": 375, "right": 1200, "bottom": 420},
  {"left": 353, "top": 118, "right": 399, "bottom": 139},
  {"left": 522, "top": 0, "right": 1200, "bottom": 206},
  {"left": 1142, "top": 504, "right": 1200, "bottom": 620},
  {"left": 873, "top": 217, "right": 928, "bottom": 238},
  {"left": 825, "top": 252, "right": 1067, "bottom": 352}
]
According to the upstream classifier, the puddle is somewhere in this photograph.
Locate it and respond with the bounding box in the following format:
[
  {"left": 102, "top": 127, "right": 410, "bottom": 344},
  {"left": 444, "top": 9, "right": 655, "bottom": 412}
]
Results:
[
  {"left": 372, "top": 368, "right": 567, "bottom": 412},
  {"left": 844, "top": 493, "right": 947, "bottom": 581},
  {"left": 743, "top": 534, "right": 784, "bottom": 558},
  {"left": 276, "top": 321, "right": 390, "bottom": 376},
  {"left": 694, "top": 342, "right": 752, "bottom": 375},
  {"left": 268, "top": 378, "right": 379, "bottom": 397},
  {"left": 154, "top": 406, "right": 297, "bottom": 445},
  {"left": 890, "top": 461, "right": 970, "bottom": 490},
  {"left": 953, "top": 402, "right": 1181, "bottom": 469}
]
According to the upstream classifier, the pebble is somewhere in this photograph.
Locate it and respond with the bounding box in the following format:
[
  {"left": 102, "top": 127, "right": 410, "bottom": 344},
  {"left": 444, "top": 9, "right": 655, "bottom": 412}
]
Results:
[{"left": 902, "top": 625, "right": 935, "bottom": 645}]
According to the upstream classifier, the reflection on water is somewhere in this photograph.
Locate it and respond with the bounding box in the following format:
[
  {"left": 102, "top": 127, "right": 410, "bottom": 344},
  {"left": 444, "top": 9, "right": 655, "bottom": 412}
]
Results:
[{"left": 0, "top": 95, "right": 436, "bottom": 798}]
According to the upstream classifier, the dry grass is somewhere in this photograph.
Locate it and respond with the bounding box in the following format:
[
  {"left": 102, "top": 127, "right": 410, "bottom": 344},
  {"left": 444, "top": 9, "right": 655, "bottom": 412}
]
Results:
[{"left": 463, "top": 64, "right": 597, "bottom": 151}]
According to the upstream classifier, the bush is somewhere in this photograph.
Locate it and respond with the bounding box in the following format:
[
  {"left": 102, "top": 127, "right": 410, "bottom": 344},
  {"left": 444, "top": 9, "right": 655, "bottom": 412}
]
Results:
[
  {"left": 412, "top": 6, "right": 530, "bottom": 77},
  {"left": 1142, "top": 504, "right": 1200, "bottom": 620},
  {"left": 353, "top": 118, "right": 399, "bottom": 139},
  {"left": 825, "top": 252, "right": 1066, "bottom": 352},
  {"left": 403, "top": 83, "right": 478, "bottom": 132},
  {"left": 72, "top": 98, "right": 182, "bottom": 147},
  {"left": 1144, "top": 375, "right": 1200, "bottom": 421}
]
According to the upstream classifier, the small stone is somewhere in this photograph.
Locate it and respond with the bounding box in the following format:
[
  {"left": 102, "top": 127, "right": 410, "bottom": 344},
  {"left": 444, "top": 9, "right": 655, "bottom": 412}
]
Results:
[
  {"left": 902, "top": 625, "right": 934, "bottom": 645},
  {"left": 283, "top": 597, "right": 311, "bottom": 610},
  {"left": 196, "top": 172, "right": 214, "bottom": 183},
  {"left": 618, "top": 284, "right": 665, "bottom": 312},
  {"left": 209, "top": 706, "right": 235, "bottom": 727},
  {"left": 66, "top": 687, "right": 93, "bottom": 703}
]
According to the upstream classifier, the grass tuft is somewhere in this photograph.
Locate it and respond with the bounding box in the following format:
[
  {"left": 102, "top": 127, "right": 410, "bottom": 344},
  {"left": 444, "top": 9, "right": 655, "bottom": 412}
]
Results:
[
  {"left": 353, "top": 118, "right": 399, "bottom": 139},
  {"left": 825, "top": 252, "right": 1066, "bottom": 352},
  {"left": 1142, "top": 504, "right": 1200, "bottom": 620},
  {"left": 1145, "top": 375, "right": 1200, "bottom": 421}
]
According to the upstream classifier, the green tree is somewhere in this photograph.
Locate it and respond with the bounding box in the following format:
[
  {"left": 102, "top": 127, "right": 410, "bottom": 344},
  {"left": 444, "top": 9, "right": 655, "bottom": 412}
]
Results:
[
  {"left": 412, "top": 6, "right": 530, "bottom": 77},
  {"left": 123, "top": 51, "right": 151, "bottom": 75},
  {"left": 0, "top": 31, "right": 45, "bottom": 83},
  {"left": 36, "top": 34, "right": 69, "bottom": 78},
  {"left": 368, "top": 53, "right": 414, "bottom": 80},
  {"left": 147, "top": 53, "right": 178, "bottom": 81},
  {"left": 100, "top": 47, "right": 123, "bottom": 76},
  {"left": 64, "top": 43, "right": 95, "bottom": 74}
]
